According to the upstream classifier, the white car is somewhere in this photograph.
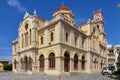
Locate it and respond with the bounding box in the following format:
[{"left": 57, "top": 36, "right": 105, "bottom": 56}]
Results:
[{"left": 101, "top": 67, "right": 112, "bottom": 75}]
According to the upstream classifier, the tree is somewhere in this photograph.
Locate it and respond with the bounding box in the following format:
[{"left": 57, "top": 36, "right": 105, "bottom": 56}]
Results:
[{"left": 3, "top": 64, "right": 12, "bottom": 71}]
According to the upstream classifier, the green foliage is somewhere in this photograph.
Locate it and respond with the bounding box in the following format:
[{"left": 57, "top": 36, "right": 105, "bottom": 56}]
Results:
[
  {"left": 114, "top": 67, "right": 120, "bottom": 75},
  {"left": 3, "top": 64, "right": 12, "bottom": 71}
]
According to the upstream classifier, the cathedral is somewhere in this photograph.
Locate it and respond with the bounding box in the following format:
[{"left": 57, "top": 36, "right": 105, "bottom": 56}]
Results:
[{"left": 12, "top": 5, "right": 107, "bottom": 75}]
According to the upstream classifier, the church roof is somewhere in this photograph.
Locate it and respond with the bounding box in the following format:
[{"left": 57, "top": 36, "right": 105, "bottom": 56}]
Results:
[{"left": 55, "top": 6, "right": 70, "bottom": 12}]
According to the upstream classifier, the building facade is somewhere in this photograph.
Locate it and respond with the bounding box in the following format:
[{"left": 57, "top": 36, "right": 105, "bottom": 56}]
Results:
[
  {"left": 107, "top": 45, "right": 120, "bottom": 68},
  {"left": 0, "top": 63, "right": 3, "bottom": 72},
  {"left": 107, "top": 45, "right": 116, "bottom": 65},
  {"left": 12, "top": 6, "right": 107, "bottom": 75},
  {"left": 114, "top": 45, "right": 120, "bottom": 63}
]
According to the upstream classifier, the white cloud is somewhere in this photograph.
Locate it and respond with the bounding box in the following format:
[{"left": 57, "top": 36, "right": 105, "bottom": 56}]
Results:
[
  {"left": 7, "top": 0, "right": 26, "bottom": 12},
  {"left": 0, "top": 56, "right": 12, "bottom": 61}
]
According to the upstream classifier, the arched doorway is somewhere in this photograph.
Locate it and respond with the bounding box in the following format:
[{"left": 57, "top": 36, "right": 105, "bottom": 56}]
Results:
[
  {"left": 49, "top": 53, "right": 55, "bottom": 69},
  {"left": 74, "top": 54, "right": 78, "bottom": 70},
  {"left": 64, "top": 52, "right": 70, "bottom": 72},
  {"left": 14, "top": 59, "right": 17, "bottom": 70},
  {"left": 39, "top": 55, "right": 44, "bottom": 71},
  {"left": 81, "top": 55, "right": 85, "bottom": 70},
  {"left": 94, "top": 59, "right": 97, "bottom": 69},
  {"left": 24, "top": 56, "right": 28, "bottom": 71}
]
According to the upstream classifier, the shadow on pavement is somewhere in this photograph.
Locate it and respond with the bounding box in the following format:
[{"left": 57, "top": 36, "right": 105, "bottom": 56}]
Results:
[{"left": 108, "top": 75, "right": 120, "bottom": 80}]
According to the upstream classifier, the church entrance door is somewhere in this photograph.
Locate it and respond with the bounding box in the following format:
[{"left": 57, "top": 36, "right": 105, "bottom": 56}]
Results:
[{"left": 64, "top": 52, "right": 70, "bottom": 72}]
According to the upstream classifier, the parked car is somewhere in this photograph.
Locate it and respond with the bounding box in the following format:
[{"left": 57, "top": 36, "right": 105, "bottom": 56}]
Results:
[
  {"left": 101, "top": 67, "right": 112, "bottom": 75},
  {"left": 102, "top": 67, "right": 116, "bottom": 75},
  {"left": 101, "top": 66, "right": 117, "bottom": 75}
]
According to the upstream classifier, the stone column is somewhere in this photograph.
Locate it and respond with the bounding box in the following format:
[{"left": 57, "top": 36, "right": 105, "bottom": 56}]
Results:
[
  {"left": 78, "top": 59, "right": 81, "bottom": 72},
  {"left": 31, "top": 16, "right": 37, "bottom": 48},
  {"left": 85, "top": 53, "right": 91, "bottom": 73},
  {"left": 31, "top": 50, "right": 38, "bottom": 73},
  {"left": 61, "top": 57, "right": 64, "bottom": 73},
  {"left": 44, "top": 58, "right": 48, "bottom": 72},
  {"left": 70, "top": 58, "right": 73, "bottom": 72},
  {"left": 56, "top": 57, "right": 61, "bottom": 74}
]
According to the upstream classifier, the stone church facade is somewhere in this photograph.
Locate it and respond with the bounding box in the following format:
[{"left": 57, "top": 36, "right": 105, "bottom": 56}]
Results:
[{"left": 12, "top": 6, "right": 107, "bottom": 75}]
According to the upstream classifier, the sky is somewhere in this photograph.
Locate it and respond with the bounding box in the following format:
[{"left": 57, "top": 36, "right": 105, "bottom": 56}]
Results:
[{"left": 0, "top": 0, "right": 120, "bottom": 60}]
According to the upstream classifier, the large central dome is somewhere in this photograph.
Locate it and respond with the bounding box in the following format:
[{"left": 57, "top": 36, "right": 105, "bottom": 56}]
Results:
[
  {"left": 52, "top": 6, "right": 74, "bottom": 19},
  {"left": 55, "top": 6, "right": 70, "bottom": 12}
]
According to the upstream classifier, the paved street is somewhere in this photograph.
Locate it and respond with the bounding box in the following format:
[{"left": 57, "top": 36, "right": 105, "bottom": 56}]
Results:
[{"left": 0, "top": 72, "right": 116, "bottom": 80}]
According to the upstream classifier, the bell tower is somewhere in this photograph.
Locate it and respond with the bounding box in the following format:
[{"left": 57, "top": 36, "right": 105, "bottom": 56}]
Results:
[
  {"left": 94, "top": 9, "right": 104, "bottom": 33},
  {"left": 94, "top": 9, "right": 106, "bottom": 48}
]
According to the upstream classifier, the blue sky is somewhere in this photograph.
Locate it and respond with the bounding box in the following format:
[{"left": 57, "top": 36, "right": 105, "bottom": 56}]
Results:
[{"left": 0, "top": 0, "right": 120, "bottom": 60}]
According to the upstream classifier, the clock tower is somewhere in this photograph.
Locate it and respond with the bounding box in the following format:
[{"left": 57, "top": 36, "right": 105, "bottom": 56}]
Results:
[
  {"left": 94, "top": 9, "right": 106, "bottom": 54},
  {"left": 94, "top": 9, "right": 104, "bottom": 33}
]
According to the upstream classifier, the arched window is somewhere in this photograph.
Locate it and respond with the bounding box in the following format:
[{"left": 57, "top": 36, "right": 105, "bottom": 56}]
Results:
[
  {"left": 82, "top": 37, "right": 84, "bottom": 48},
  {"left": 81, "top": 55, "right": 85, "bottom": 70},
  {"left": 22, "top": 34, "right": 24, "bottom": 48},
  {"left": 93, "top": 28, "right": 95, "bottom": 34},
  {"left": 49, "top": 53, "right": 55, "bottom": 69},
  {"left": 75, "top": 36, "right": 77, "bottom": 45},
  {"left": 25, "top": 23, "right": 28, "bottom": 30},
  {"left": 97, "top": 25, "right": 99, "bottom": 30},
  {"left": 25, "top": 32, "right": 28, "bottom": 47},
  {"left": 74, "top": 54, "right": 78, "bottom": 70},
  {"left": 29, "top": 29, "right": 31, "bottom": 45},
  {"left": 66, "top": 32, "right": 68, "bottom": 42},
  {"left": 50, "top": 32, "right": 54, "bottom": 41},
  {"left": 41, "top": 36, "right": 43, "bottom": 44}
]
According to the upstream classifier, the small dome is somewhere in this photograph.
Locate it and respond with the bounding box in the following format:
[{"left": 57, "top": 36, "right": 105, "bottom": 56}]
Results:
[
  {"left": 94, "top": 9, "right": 103, "bottom": 15},
  {"left": 55, "top": 6, "right": 70, "bottom": 12}
]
